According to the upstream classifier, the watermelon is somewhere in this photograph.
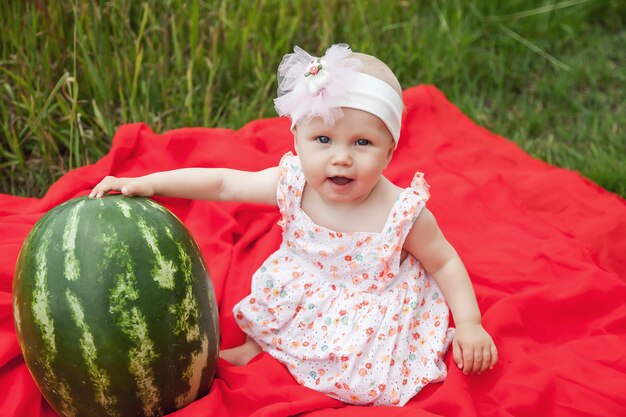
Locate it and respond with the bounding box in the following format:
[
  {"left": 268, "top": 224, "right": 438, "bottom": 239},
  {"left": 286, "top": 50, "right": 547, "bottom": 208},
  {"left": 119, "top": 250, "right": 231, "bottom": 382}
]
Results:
[{"left": 12, "top": 195, "right": 220, "bottom": 417}]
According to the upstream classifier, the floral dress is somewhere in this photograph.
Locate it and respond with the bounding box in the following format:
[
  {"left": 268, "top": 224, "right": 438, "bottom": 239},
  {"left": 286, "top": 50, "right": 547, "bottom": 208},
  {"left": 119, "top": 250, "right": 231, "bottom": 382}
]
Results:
[{"left": 233, "top": 152, "right": 454, "bottom": 406}]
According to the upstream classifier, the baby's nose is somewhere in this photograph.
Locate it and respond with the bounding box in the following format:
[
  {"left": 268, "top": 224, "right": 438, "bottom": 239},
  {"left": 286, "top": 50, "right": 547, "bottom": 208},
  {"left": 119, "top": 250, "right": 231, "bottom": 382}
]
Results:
[{"left": 331, "top": 149, "right": 352, "bottom": 166}]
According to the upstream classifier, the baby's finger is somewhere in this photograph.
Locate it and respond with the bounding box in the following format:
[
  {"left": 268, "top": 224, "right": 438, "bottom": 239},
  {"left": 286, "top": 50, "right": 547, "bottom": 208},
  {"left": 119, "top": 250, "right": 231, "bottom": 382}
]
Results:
[
  {"left": 90, "top": 177, "right": 113, "bottom": 198},
  {"left": 480, "top": 347, "right": 491, "bottom": 373},
  {"left": 471, "top": 349, "right": 484, "bottom": 374},
  {"left": 462, "top": 345, "right": 474, "bottom": 374},
  {"left": 489, "top": 343, "right": 498, "bottom": 369},
  {"left": 89, "top": 185, "right": 103, "bottom": 199},
  {"left": 96, "top": 183, "right": 111, "bottom": 198},
  {"left": 89, "top": 182, "right": 105, "bottom": 198}
]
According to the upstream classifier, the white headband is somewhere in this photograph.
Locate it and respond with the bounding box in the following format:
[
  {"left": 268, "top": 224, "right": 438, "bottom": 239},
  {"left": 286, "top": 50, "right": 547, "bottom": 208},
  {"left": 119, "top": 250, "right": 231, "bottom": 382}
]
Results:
[{"left": 274, "top": 44, "right": 404, "bottom": 147}]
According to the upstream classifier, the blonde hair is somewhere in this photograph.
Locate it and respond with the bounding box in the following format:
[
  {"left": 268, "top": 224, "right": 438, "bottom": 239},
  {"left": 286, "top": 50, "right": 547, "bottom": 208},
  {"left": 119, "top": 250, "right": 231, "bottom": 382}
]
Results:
[{"left": 350, "top": 52, "right": 403, "bottom": 98}]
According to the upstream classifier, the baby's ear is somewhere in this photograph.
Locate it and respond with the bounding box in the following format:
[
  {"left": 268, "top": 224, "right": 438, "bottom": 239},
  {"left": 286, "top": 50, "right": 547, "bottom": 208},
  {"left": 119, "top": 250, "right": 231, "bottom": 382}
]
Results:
[{"left": 385, "top": 145, "right": 395, "bottom": 166}]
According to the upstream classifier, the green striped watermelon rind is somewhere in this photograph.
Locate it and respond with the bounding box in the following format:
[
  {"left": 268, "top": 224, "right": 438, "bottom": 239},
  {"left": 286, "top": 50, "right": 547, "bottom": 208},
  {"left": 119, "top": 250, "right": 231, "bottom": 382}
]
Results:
[{"left": 13, "top": 195, "right": 220, "bottom": 417}]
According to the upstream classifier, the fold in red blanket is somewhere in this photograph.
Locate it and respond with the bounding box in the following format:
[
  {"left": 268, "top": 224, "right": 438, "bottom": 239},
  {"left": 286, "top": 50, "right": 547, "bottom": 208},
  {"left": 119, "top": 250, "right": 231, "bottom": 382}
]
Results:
[{"left": 1, "top": 86, "right": 625, "bottom": 417}]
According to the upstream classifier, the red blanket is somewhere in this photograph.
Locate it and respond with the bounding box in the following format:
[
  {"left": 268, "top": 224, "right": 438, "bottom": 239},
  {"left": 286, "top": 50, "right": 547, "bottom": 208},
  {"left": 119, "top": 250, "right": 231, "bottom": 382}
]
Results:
[{"left": 1, "top": 86, "right": 625, "bottom": 417}]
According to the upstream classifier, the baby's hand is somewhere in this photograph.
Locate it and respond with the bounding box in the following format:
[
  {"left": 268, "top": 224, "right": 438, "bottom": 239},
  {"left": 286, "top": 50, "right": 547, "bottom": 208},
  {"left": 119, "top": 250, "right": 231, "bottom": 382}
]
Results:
[
  {"left": 89, "top": 176, "right": 154, "bottom": 198},
  {"left": 452, "top": 322, "right": 498, "bottom": 374}
]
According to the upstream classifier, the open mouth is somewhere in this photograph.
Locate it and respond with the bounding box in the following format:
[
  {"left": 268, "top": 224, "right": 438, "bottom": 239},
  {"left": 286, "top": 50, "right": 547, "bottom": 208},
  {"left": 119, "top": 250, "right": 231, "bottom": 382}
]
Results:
[{"left": 329, "top": 176, "right": 353, "bottom": 186}]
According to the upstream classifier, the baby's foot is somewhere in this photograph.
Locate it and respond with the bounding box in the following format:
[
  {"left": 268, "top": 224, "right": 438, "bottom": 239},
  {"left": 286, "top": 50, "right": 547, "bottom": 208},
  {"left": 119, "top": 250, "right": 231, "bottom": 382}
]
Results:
[{"left": 219, "top": 338, "right": 262, "bottom": 366}]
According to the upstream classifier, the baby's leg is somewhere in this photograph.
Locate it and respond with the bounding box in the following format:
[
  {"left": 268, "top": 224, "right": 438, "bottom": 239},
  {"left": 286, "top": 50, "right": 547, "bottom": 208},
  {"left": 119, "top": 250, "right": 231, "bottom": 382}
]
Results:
[{"left": 219, "top": 336, "right": 262, "bottom": 366}]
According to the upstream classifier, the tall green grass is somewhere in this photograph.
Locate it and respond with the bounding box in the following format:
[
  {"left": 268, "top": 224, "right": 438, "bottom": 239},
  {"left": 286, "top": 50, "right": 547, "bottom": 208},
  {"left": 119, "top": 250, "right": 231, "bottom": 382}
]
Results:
[{"left": 1, "top": 0, "right": 624, "bottom": 197}]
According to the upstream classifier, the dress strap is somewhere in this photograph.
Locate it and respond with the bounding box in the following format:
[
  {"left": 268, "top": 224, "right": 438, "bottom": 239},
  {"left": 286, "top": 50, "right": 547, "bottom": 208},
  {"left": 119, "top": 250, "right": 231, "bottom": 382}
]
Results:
[
  {"left": 276, "top": 152, "right": 305, "bottom": 230},
  {"left": 384, "top": 172, "right": 431, "bottom": 247}
]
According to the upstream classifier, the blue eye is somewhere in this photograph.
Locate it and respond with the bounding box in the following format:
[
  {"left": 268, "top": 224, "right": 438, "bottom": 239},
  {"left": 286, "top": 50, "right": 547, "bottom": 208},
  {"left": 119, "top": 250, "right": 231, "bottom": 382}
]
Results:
[
  {"left": 356, "top": 139, "right": 370, "bottom": 146},
  {"left": 316, "top": 136, "right": 331, "bottom": 144}
]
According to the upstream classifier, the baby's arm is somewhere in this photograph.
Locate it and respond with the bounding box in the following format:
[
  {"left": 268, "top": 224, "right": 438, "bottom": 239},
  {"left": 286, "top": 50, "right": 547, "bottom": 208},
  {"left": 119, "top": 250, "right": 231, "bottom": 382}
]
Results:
[
  {"left": 89, "top": 167, "right": 280, "bottom": 205},
  {"left": 404, "top": 208, "right": 498, "bottom": 374}
]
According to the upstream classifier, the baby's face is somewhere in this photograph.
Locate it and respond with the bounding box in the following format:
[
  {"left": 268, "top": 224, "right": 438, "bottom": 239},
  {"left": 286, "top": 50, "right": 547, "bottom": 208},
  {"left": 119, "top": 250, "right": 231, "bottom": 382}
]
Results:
[{"left": 294, "top": 108, "right": 395, "bottom": 205}]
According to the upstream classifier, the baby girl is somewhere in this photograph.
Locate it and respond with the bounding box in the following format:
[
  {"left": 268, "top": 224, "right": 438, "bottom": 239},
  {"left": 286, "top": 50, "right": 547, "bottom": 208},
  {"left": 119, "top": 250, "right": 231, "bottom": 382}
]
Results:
[{"left": 90, "top": 44, "right": 497, "bottom": 406}]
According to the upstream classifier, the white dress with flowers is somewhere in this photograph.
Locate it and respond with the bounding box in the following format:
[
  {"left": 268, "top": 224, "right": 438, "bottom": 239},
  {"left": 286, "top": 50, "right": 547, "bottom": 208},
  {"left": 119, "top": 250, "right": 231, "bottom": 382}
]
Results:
[{"left": 233, "top": 152, "right": 454, "bottom": 406}]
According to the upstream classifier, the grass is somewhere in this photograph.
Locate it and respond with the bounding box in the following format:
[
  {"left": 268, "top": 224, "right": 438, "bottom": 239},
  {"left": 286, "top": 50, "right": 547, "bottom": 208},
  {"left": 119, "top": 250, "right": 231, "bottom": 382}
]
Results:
[{"left": 1, "top": 0, "right": 624, "bottom": 197}]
